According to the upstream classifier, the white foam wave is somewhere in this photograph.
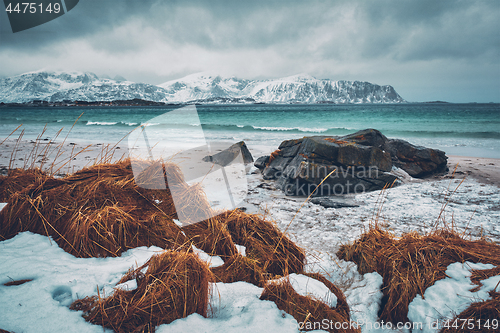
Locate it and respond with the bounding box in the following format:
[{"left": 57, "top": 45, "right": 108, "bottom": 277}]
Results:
[
  {"left": 86, "top": 121, "right": 118, "bottom": 126},
  {"left": 252, "top": 125, "right": 328, "bottom": 133}
]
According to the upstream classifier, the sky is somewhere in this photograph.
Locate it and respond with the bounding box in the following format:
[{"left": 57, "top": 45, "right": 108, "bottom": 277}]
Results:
[{"left": 0, "top": 0, "right": 499, "bottom": 103}]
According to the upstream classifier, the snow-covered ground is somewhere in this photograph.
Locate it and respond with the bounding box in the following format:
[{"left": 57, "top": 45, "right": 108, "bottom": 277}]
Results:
[{"left": 1, "top": 171, "right": 499, "bottom": 333}]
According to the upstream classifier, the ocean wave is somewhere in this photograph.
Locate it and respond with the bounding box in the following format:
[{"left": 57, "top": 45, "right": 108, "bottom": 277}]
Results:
[
  {"left": 252, "top": 126, "right": 329, "bottom": 133},
  {"left": 81, "top": 120, "right": 351, "bottom": 134},
  {"left": 80, "top": 121, "right": 500, "bottom": 139},
  {"left": 200, "top": 123, "right": 352, "bottom": 134},
  {"left": 86, "top": 121, "right": 118, "bottom": 126},
  {"left": 85, "top": 121, "right": 139, "bottom": 126}
]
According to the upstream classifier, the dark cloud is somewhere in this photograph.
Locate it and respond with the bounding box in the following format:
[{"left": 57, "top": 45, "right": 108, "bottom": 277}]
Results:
[{"left": 0, "top": 0, "right": 498, "bottom": 102}]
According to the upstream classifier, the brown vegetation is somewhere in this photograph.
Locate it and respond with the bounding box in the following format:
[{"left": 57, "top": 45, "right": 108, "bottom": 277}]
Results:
[
  {"left": 69, "top": 251, "right": 212, "bottom": 333},
  {"left": 219, "top": 209, "right": 305, "bottom": 277},
  {"left": 0, "top": 151, "right": 345, "bottom": 332},
  {"left": 267, "top": 149, "right": 281, "bottom": 166},
  {"left": 337, "top": 225, "right": 500, "bottom": 325},
  {"left": 323, "top": 138, "right": 349, "bottom": 145},
  {"left": 0, "top": 160, "right": 192, "bottom": 256},
  {"left": 0, "top": 123, "right": 363, "bottom": 333},
  {"left": 260, "top": 274, "right": 358, "bottom": 333}
]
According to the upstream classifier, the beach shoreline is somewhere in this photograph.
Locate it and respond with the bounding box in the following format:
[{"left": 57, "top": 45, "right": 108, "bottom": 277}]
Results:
[
  {"left": 1, "top": 138, "right": 499, "bottom": 189},
  {"left": 443, "top": 155, "right": 500, "bottom": 188}
]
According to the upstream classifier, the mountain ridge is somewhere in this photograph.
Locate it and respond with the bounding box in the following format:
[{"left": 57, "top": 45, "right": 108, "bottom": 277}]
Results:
[{"left": 0, "top": 71, "right": 406, "bottom": 104}]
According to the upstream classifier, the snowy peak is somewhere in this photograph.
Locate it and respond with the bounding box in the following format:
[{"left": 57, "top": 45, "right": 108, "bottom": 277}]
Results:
[
  {"left": 0, "top": 71, "right": 169, "bottom": 103},
  {"left": 160, "top": 73, "right": 405, "bottom": 104},
  {"left": 0, "top": 71, "right": 406, "bottom": 104}
]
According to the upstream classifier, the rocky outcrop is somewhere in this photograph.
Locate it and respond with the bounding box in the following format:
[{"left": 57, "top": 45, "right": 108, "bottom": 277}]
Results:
[
  {"left": 382, "top": 139, "right": 448, "bottom": 178},
  {"left": 255, "top": 129, "right": 447, "bottom": 196},
  {"left": 203, "top": 141, "right": 254, "bottom": 166}
]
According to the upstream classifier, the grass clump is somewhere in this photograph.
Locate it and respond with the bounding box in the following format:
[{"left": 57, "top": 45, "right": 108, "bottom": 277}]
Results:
[
  {"left": 70, "top": 251, "right": 212, "bottom": 333},
  {"left": 337, "top": 225, "right": 500, "bottom": 325},
  {"left": 218, "top": 209, "right": 305, "bottom": 277},
  {"left": 0, "top": 160, "right": 193, "bottom": 256},
  {"left": 260, "top": 273, "right": 357, "bottom": 333}
]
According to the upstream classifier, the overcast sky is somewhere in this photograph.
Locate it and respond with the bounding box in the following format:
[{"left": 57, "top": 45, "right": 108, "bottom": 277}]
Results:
[{"left": 0, "top": 0, "right": 499, "bottom": 102}]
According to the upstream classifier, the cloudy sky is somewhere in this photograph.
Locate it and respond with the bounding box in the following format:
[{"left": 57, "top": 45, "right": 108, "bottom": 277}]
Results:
[{"left": 0, "top": 0, "right": 498, "bottom": 102}]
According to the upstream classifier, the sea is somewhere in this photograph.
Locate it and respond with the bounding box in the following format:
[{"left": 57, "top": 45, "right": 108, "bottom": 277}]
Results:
[{"left": 1, "top": 103, "right": 499, "bottom": 158}]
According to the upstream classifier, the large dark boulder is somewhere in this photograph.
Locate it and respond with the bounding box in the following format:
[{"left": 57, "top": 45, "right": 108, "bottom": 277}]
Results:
[
  {"left": 255, "top": 129, "right": 447, "bottom": 196},
  {"left": 383, "top": 139, "right": 448, "bottom": 177}
]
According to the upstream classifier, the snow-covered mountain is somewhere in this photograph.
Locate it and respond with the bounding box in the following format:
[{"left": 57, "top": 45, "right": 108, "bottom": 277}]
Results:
[
  {"left": 0, "top": 71, "right": 170, "bottom": 104},
  {"left": 0, "top": 70, "right": 406, "bottom": 104},
  {"left": 159, "top": 72, "right": 406, "bottom": 103}
]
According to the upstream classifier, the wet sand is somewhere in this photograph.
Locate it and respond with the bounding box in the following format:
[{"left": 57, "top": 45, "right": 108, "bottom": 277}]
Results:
[{"left": 443, "top": 155, "right": 500, "bottom": 188}]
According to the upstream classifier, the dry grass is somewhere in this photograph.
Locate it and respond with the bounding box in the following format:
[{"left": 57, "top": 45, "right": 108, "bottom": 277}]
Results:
[
  {"left": 211, "top": 253, "right": 265, "bottom": 286},
  {"left": 70, "top": 251, "right": 212, "bottom": 333},
  {"left": 3, "top": 278, "right": 33, "bottom": 286},
  {"left": 337, "top": 225, "right": 500, "bottom": 324},
  {"left": 0, "top": 160, "right": 193, "bottom": 256},
  {"left": 470, "top": 266, "right": 500, "bottom": 292},
  {"left": 266, "top": 149, "right": 281, "bottom": 166},
  {"left": 181, "top": 215, "right": 238, "bottom": 260},
  {"left": 218, "top": 209, "right": 305, "bottom": 277},
  {"left": 260, "top": 274, "right": 359, "bottom": 333}
]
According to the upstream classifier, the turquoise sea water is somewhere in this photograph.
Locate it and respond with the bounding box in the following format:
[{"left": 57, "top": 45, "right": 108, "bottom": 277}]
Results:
[{"left": 1, "top": 103, "right": 499, "bottom": 158}]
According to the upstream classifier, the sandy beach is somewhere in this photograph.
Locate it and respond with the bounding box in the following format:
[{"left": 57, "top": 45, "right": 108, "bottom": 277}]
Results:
[
  {"left": 445, "top": 155, "right": 500, "bottom": 188},
  {"left": 2, "top": 139, "right": 499, "bottom": 189}
]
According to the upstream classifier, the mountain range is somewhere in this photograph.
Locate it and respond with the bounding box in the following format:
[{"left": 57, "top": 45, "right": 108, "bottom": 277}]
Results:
[{"left": 0, "top": 71, "right": 406, "bottom": 104}]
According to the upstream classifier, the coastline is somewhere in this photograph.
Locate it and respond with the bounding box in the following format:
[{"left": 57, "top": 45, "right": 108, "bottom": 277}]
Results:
[{"left": 1, "top": 138, "right": 499, "bottom": 188}]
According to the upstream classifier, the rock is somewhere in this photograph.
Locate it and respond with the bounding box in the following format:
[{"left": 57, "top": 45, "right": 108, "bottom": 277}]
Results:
[
  {"left": 203, "top": 141, "right": 254, "bottom": 167},
  {"left": 310, "top": 197, "right": 360, "bottom": 209},
  {"left": 339, "top": 128, "right": 388, "bottom": 148},
  {"left": 258, "top": 129, "right": 448, "bottom": 196},
  {"left": 383, "top": 139, "right": 448, "bottom": 177},
  {"left": 254, "top": 155, "right": 270, "bottom": 169}
]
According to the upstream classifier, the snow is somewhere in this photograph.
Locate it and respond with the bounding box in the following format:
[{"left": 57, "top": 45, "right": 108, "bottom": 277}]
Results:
[
  {"left": 160, "top": 281, "right": 301, "bottom": 333},
  {"left": 0, "top": 202, "right": 7, "bottom": 211},
  {"left": 0, "top": 232, "right": 163, "bottom": 333},
  {"left": 234, "top": 244, "right": 246, "bottom": 256},
  {"left": 344, "top": 272, "right": 384, "bottom": 332},
  {"left": 114, "top": 279, "right": 138, "bottom": 291},
  {"left": 408, "top": 261, "right": 500, "bottom": 332},
  {"left": 192, "top": 245, "right": 225, "bottom": 268},
  {"left": 0, "top": 70, "right": 405, "bottom": 104},
  {"left": 0, "top": 232, "right": 309, "bottom": 333}
]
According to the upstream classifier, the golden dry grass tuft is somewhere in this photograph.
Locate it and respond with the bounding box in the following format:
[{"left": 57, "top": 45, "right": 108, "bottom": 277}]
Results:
[
  {"left": 70, "top": 251, "right": 212, "bottom": 333},
  {"left": 260, "top": 274, "right": 358, "bottom": 333},
  {"left": 211, "top": 253, "right": 265, "bottom": 286},
  {"left": 337, "top": 225, "right": 500, "bottom": 324},
  {"left": 0, "top": 159, "right": 192, "bottom": 255},
  {"left": 218, "top": 209, "right": 305, "bottom": 277}
]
